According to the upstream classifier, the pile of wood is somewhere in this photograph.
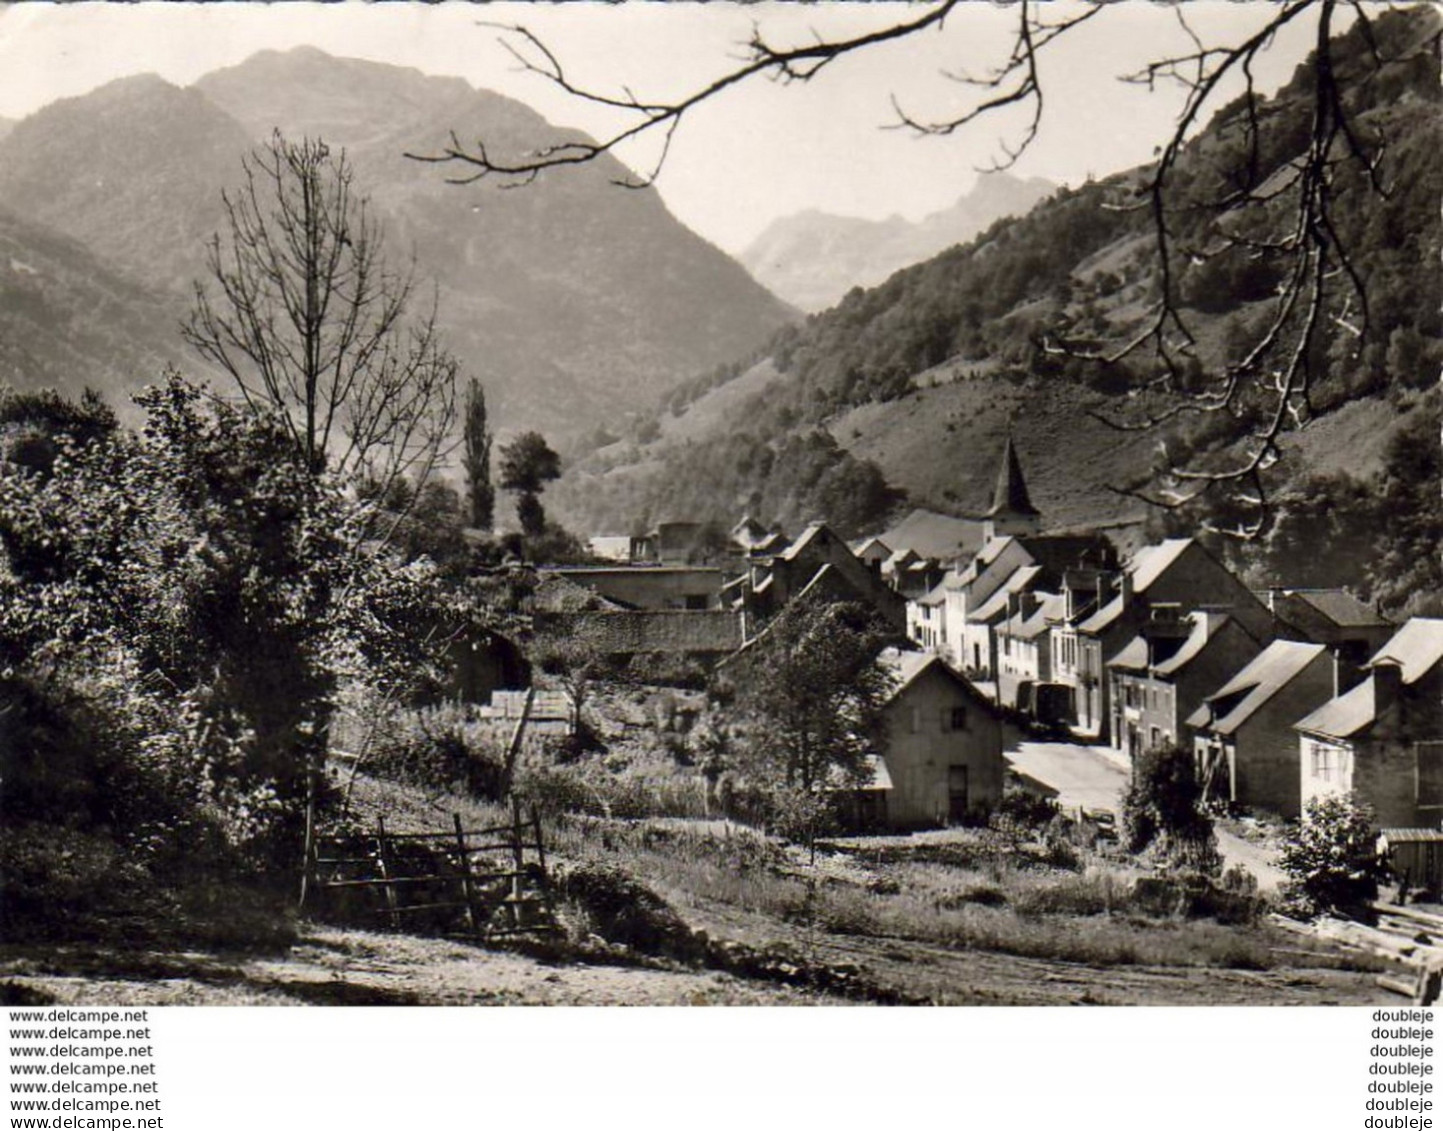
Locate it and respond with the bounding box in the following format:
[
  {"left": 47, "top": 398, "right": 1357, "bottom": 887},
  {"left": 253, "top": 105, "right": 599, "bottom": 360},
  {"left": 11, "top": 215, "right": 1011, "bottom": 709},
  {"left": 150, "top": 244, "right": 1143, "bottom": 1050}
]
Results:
[{"left": 1271, "top": 902, "right": 1443, "bottom": 1003}]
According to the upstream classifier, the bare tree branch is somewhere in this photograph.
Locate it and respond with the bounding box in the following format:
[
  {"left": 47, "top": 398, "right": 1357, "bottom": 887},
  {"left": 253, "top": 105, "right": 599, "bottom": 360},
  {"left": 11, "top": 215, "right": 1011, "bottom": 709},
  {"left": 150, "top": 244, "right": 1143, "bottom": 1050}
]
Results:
[{"left": 186, "top": 132, "right": 460, "bottom": 510}]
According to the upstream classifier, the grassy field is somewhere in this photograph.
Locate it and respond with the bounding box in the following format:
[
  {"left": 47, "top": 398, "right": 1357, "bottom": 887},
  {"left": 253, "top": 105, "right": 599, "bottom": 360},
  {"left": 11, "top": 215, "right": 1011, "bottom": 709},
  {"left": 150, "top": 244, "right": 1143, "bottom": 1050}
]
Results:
[{"left": 0, "top": 678, "right": 1399, "bottom": 1008}]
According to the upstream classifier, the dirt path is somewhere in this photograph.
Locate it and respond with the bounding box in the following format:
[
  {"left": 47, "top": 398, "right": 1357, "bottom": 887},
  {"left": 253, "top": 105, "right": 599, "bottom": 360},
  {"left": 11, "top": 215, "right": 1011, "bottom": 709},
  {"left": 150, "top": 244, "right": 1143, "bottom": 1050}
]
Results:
[
  {"left": 675, "top": 897, "right": 1389, "bottom": 1006},
  {"left": 0, "top": 929, "right": 839, "bottom": 1008}
]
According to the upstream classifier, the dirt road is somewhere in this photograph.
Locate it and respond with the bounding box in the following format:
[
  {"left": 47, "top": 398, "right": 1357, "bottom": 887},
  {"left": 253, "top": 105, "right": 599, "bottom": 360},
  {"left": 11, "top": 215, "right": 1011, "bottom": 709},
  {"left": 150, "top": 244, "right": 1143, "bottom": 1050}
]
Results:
[{"left": 1005, "top": 740, "right": 1286, "bottom": 890}]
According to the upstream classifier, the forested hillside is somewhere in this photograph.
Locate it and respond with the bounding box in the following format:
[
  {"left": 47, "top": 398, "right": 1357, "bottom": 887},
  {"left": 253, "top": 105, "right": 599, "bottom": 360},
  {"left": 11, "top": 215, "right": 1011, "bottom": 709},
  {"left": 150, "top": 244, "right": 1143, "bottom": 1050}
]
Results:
[{"left": 550, "top": 6, "right": 1441, "bottom": 614}]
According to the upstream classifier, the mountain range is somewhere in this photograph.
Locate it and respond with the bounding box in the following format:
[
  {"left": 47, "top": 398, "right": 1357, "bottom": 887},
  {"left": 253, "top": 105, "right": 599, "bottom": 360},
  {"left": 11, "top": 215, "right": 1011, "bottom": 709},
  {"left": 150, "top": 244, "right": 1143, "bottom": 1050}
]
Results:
[
  {"left": 739, "top": 173, "right": 1055, "bottom": 313},
  {"left": 0, "top": 48, "right": 794, "bottom": 436}
]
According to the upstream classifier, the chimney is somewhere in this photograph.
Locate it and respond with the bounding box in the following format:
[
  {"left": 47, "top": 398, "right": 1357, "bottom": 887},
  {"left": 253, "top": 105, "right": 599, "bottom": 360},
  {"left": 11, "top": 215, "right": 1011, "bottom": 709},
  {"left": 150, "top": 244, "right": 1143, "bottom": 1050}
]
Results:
[
  {"left": 1373, "top": 659, "right": 1404, "bottom": 720},
  {"left": 1333, "top": 644, "right": 1367, "bottom": 697}
]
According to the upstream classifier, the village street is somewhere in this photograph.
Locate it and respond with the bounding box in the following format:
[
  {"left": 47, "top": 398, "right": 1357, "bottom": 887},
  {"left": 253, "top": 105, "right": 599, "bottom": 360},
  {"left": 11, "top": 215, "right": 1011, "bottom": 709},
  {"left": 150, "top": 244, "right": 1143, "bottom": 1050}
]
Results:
[{"left": 1004, "top": 740, "right": 1287, "bottom": 890}]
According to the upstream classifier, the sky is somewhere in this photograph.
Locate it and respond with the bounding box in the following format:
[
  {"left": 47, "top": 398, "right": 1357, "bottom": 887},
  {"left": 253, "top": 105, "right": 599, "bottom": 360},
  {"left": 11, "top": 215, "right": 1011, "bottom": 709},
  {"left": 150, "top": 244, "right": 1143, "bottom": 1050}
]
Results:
[{"left": 0, "top": 1, "right": 1333, "bottom": 254}]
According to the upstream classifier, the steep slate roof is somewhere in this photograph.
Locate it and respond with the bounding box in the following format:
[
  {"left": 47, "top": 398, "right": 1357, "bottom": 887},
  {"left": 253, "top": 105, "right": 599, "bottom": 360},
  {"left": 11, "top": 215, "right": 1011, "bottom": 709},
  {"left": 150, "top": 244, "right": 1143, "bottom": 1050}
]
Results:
[
  {"left": 880, "top": 508, "right": 988, "bottom": 561},
  {"left": 1127, "top": 538, "right": 1193, "bottom": 593},
  {"left": 1107, "top": 613, "right": 1234, "bottom": 678},
  {"left": 1003, "top": 592, "right": 1066, "bottom": 642},
  {"left": 1289, "top": 589, "right": 1391, "bottom": 629},
  {"left": 967, "top": 564, "right": 1043, "bottom": 623},
  {"left": 1074, "top": 539, "right": 1192, "bottom": 637},
  {"left": 733, "top": 515, "right": 783, "bottom": 551},
  {"left": 1014, "top": 534, "right": 1116, "bottom": 577},
  {"left": 1295, "top": 679, "right": 1376, "bottom": 740},
  {"left": 986, "top": 437, "right": 1041, "bottom": 518},
  {"left": 1155, "top": 613, "right": 1232, "bottom": 677},
  {"left": 1293, "top": 619, "right": 1443, "bottom": 740},
  {"left": 884, "top": 547, "right": 921, "bottom": 572},
  {"left": 918, "top": 580, "right": 949, "bottom": 608},
  {"left": 1187, "top": 640, "right": 1327, "bottom": 735},
  {"left": 1370, "top": 618, "right": 1443, "bottom": 683},
  {"left": 1108, "top": 636, "right": 1150, "bottom": 672},
  {"left": 851, "top": 535, "right": 892, "bottom": 559},
  {"left": 1079, "top": 594, "right": 1126, "bottom": 635},
  {"left": 878, "top": 647, "right": 991, "bottom": 707}
]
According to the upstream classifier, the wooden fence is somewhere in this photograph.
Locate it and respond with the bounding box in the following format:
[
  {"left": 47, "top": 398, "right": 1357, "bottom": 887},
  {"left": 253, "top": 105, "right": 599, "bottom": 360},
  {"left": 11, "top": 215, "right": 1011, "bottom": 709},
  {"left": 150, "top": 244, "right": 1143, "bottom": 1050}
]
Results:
[{"left": 304, "top": 803, "right": 557, "bottom": 941}]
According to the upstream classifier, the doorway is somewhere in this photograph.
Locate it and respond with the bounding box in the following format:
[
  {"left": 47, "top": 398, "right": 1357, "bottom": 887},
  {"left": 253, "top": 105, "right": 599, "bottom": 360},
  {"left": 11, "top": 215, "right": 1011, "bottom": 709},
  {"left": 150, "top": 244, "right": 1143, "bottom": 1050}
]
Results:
[{"left": 947, "top": 765, "right": 969, "bottom": 823}]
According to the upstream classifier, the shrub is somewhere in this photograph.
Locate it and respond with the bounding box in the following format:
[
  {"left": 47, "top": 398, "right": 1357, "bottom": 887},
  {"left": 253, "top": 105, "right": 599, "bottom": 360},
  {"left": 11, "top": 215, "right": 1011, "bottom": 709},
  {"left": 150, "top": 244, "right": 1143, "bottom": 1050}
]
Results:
[
  {"left": 555, "top": 859, "right": 700, "bottom": 960},
  {"left": 364, "top": 704, "right": 508, "bottom": 800},
  {"left": 1278, "top": 793, "right": 1388, "bottom": 917},
  {"left": 1121, "top": 743, "right": 1218, "bottom": 872},
  {"left": 995, "top": 787, "right": 1062, "bottom": 831}
]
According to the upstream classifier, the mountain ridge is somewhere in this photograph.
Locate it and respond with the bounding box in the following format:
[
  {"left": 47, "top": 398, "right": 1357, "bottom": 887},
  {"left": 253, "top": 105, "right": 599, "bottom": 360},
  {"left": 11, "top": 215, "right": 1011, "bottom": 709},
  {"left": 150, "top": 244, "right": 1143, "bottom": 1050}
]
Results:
[
  {"left": 739, "top": 172, "right": 1056, "bottom": 312},
  {"left": 0, "top": 48, "right": 795, "bottom": 437}
]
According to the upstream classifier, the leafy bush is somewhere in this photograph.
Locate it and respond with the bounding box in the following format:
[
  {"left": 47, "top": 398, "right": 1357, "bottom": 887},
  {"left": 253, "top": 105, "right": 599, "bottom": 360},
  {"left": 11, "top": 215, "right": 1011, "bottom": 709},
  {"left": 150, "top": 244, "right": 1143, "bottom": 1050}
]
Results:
[
  {"left": 555, "top": 859, "right": 700, "bottom": 960},
  {"left": 364, "top": 704, "right": 507, "bottom": 800},
  {"left": 1121, "top": 743, "right": 1218, "bottom": 872},
  {"left": 992, "top": 787, "right": 1062, "bottom": 836},
  {"left": 1279, "top": 793, "right": 1388, "bottom": 917}
]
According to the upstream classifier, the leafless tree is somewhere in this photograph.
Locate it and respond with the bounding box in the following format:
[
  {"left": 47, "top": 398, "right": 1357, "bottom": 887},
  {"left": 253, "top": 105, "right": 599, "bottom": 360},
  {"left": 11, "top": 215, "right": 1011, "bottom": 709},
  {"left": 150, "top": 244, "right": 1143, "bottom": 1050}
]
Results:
[
  {"left": 412, "top": 0, "right": 1428, "bottom": 536},
  {"left": 188, "top": 132, "right": 459, "bottom": 504}
]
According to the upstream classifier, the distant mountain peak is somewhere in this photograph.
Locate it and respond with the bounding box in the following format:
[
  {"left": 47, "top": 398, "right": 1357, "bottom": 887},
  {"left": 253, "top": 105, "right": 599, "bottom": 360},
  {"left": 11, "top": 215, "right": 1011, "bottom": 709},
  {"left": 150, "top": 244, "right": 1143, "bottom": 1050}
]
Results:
[{"left": 740, "top": 173, "right": 1056, "bottom": 313}]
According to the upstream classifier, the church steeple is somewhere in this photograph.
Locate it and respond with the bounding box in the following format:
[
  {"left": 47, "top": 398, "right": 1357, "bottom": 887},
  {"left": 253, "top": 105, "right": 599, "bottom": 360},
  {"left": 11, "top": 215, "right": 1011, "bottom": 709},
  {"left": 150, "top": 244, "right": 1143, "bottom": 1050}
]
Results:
[{"left": 984, "top": 436, "right": 1041, "bottom": 539}]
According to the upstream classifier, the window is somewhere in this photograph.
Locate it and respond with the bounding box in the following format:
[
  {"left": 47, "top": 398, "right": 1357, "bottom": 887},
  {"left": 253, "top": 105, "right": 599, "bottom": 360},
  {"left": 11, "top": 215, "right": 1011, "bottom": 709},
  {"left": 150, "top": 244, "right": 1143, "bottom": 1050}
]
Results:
[
  {"left": 1419, "top": 742, "right": 1443, "bottom": 809},
  {"left": 1310, "top": 741, "right": 1350, "bottom": 784},
  {"left": 950, "top": 707, "right": 967, "bottom": 732}
]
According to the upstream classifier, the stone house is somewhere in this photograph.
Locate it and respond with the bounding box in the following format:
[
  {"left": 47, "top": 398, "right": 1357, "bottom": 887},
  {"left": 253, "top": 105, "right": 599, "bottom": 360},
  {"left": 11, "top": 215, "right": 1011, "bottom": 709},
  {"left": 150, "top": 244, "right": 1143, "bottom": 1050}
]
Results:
[
  {"left": 1052, "top": 538, "right": 1275, "bottom": 743},
  {"left": 1188, "top": 639, "right": 1333, "bottom": 818},
  {"left": 1294, "top": 618, "right": 1443, "bottom": 827},
  {"left": 1107, "top": 609, "right": 1264, "bottom": 762},
  {"left": 996, "top": 591, "right": 1066, "bottom": 714},
  {"left": 726, "top": 522, "right": 906, "bottom": 638},
  {"left": 868, "top": 649, "right": 1006, "bottom": 829}
]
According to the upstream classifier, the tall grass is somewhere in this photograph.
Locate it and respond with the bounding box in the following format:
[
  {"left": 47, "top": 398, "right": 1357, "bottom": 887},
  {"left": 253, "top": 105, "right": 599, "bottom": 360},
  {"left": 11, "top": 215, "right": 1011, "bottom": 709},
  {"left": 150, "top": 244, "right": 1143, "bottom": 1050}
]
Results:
[{"left": 343, "top": 775, "right": 1309, "bottom": 973}]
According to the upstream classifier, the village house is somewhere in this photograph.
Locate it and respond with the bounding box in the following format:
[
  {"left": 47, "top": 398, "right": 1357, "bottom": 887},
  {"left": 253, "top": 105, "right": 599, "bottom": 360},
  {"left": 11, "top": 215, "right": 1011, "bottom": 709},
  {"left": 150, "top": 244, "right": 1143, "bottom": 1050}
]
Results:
[
  {"left": 877, "top": 507, "right": 988, "bottom": 564},
  {"left": 1052, "top": 538, "right": 1275, "bottom": 743},
  {"left": 1294, "top": 618, "right": 1443, "bottom": 828},
  {"left": 863, "top": 648, "right": 1007, "bottom": 829},
  {"left": 539, "top": 564, "right": 726, "bottom": 611},
  {"left": 732, "top": 515, "right": 789, "bottom": 558},
  {"left": 850, "top": 535, "right": 893, "bottom": 576},
  {"left": 958, "top": 533, "right": 1117, "bottom": 688},
  {"left": 908, "top": 581, "right": 948, "bottom": 654},
  {"left": 1188, "top": 639, "right": 1334, "bottom": 818},
  {"left": 996, "top": 591, "right": 1067, "bottom": 717},
  {"left": 902, "top": 439, "right": 1115, "bottom": 693},
  {"left": 883, "top": 550, "right": 946, "bottom": 601},
  {"left": 1263, "top": 587, "right": 1395, "bottom": 679},
  {"left": 1107, "top": 608, "right": 1264, "bottom": 762},
  {"left": 725, "top": 521, "right": 907, "bottom": 639},
  {"left": 962, "top": 562, "right": 1044, "bottom": 682}
]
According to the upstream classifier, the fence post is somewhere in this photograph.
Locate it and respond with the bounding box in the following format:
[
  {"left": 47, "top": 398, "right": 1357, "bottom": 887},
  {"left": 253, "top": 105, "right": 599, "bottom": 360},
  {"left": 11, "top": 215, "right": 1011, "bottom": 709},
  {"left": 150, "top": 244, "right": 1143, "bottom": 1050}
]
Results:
[
  {"left": 375, "top": 816, "right": 402, "bottom": 931},
  {"left": 453, "top": 813, "right": 482, "bottom": 940},
  {"left": 508, "top": 797, "right": 528, "bottom": 931}
]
